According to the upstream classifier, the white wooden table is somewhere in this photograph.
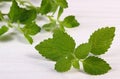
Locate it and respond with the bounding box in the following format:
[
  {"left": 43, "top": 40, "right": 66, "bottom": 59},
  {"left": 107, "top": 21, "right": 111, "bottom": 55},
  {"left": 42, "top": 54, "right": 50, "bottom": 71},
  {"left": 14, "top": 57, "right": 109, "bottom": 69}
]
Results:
[{"left": 0, "top": 0, "right": 120, "bottom": 79}]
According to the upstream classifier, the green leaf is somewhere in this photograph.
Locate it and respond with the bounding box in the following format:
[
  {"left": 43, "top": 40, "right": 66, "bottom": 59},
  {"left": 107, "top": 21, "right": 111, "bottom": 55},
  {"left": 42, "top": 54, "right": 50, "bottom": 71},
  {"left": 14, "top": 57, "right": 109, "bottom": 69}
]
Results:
[
  {"left": 83, "top": 56, "right": 111, "bottom": 75},
  {"left": 89, "top": 27, "right": 115, "bottom": 55},
  {"left": 42, "top": 22, "right": 56, "bottom": 31},
  {"left": 35, "top": 38, "right": 57, "bottom": 60},
  {"left": 57, "top": 7, "right": 63, "bottom": 19},
  {"left": 39, "top": 0, "right": 58, "bottom": 15},
  {"left": 72, "top": 59, "right": 80, "bottom": 69},
  {"left": 39, "top": 0, "right": 52, "bottom": 14},
  {"left": 21, "top": 22, "right": 41, "bottom": 35},
  {"left": 21, "top": 22, "right": 40, "bottom": 44},
  {"left": 0, "top": 25, "right": 9, "bottom": 36},
  {"left": 24, "top": 34, "right": 33, "bottom": 44},
  {"left": 55, "top": 57, "right": 71, "bottom": 72},
  {"left": 35, "top": 27, "right": 114, "bottom": 74},
  {"left": 74, "top": 43, "right": 91, "bottom": 59},
  {"left": 53, "top": 29, "right": 75, "bottom": 54},
  {"left": 50, "top": 1, "right": 58, "bottom": 14},
  {"left": 62, "top": 15, "right": 80, "bottom": 28},
  {"left": 56, "top": 0, "right": 68, "bottom": 8},
  {"left": 35, "top": 30, "right": 75, "bottom": 61},
  {"left": 8, "top": 0, "right": 37, "bottom": 24}
]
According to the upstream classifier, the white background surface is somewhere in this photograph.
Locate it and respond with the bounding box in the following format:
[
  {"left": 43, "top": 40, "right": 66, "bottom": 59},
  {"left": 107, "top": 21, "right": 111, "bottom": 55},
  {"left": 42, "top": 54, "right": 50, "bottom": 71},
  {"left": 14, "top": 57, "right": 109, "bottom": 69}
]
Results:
[{"left": 0, "top": 0, "right": 120, "bottom": 79}]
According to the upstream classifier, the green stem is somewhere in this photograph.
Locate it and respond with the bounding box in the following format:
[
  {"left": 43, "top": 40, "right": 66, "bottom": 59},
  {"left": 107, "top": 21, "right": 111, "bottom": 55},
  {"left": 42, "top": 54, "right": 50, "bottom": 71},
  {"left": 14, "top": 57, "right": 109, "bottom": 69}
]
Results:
[
  {"left": 0, "top": 12, "right": 10, "bottom": 25},
  {"left": 47, "top": 15, "right": 55, "bottom": 22},
  {"left": 71, "top": 53, "right": 84, "bottom": 63},
  {"left": 71, "top": 53, "right": 78, "bottom": 60},
  {"left": 2, "top": 13, "right": 8, "bottom": 16},
  {"left": 58, "top": 20, "right": 65, "bottom": 31},
  {"left": 80, "top": 59, "right": 84, "bottom": 62},
  {"left": 7, "top": 22, "right": 23, "bottom": 34},
  {"left": 17, "top": 21, "right": 24, "bottom": 34}
]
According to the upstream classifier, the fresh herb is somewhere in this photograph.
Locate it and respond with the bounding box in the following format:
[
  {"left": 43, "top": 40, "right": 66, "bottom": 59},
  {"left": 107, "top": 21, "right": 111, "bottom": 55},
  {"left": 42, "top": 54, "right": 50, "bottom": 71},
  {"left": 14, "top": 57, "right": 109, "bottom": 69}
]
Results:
[
  {"left": 35, "top": 27, "right": 115, "bottom": 75},
  {"left": 0, "top": 0, "right": 116, "bottom": 75},
  {"left": 39, "top": 0, "right": 80, "bottom": 31},
  {"left": 0, "top": 0, "right": 79, "bottom": 43},
  {"left": 0, "top": 0, "right": 40, "bottom": 44}
]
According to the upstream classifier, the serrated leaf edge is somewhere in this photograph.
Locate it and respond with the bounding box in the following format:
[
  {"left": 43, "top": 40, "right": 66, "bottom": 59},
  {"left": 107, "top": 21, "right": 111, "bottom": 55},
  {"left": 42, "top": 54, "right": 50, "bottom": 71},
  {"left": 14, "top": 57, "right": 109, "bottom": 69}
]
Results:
[{"left": 83, "top": 56, "right": 111, "bottom": 75}]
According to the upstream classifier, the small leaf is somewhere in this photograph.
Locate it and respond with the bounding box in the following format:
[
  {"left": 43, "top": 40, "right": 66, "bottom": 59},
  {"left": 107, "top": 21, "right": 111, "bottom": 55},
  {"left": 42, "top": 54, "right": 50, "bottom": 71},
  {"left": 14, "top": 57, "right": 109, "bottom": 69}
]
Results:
[
  {"left": 39, "top": 0, "right": 58, "bottom": 15},
  {"left": 21, "top": 22, "right": 41, "bottom": 35},
  {"left": 62, "top": 15, "right": 80, "bottom": 28},
  {"left": 39, "top": 0, "right": 52, "bottom": 14},
  {"left": 74, "top": 43, "right": 91, "bottom": 59},
  {"left": 24, "top": 34, "right": 33, "bottom": 44},
  {"left": 83, "top": 56, "right": 111, "bottom": 75},
  {"left": 72, "top": 59, "right": 80, "bottom": 69},
  {"left": 55, "top": 57, "right": 71, "bottom": 72},
  {"left": 35, "top": 30, "right": 75, "bottom": 61},
  {"left": 42, "top": 22, "right": 56, "bottom": 31},
  {"left": 21, "top": 22, "right": 40, "bottom": 44},
  {"left": 8, "top": 0, "right": 37, "bottom": 24},
  {"left": 56, "top": 0, "right": 68, "bottom": 8},
  {"left": 89, "top": 27, "right": 115, "bottom": 55},
  {"left": 0, "top": 25, "right": 9, "bottom": 36}
]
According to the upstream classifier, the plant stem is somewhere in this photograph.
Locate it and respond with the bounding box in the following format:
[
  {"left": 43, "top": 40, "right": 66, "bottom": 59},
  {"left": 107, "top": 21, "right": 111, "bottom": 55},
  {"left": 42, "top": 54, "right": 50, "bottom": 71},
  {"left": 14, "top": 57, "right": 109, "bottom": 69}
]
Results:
[{"left": 47, "top": 15, "right": 55, "bottom": 22}]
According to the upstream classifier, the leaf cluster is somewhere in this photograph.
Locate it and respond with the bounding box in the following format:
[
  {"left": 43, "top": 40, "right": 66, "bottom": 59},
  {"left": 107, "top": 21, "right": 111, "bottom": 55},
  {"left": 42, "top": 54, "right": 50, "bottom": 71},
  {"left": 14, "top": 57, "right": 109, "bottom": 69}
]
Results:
[
  {"left": 0, "top": 0, "right": 116, "bottom": 75},
  {"left": 35, "top": 27, "right": 115, "bottom": 75},
  {"left": 0, "top": 0, "right": 79, "bottom": 44}
]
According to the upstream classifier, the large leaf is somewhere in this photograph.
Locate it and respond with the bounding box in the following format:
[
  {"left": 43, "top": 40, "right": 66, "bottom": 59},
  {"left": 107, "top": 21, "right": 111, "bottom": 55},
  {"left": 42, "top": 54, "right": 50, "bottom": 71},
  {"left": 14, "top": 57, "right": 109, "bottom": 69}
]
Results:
[
  {"left": 89, "top": 27, "right": 115, "bottom": 55},
  {"left": 83, "top": 56, "right": 111, "bottom": 75},
  {"left": 35, "top": 30, "right": 75, "bottom": 61}
]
